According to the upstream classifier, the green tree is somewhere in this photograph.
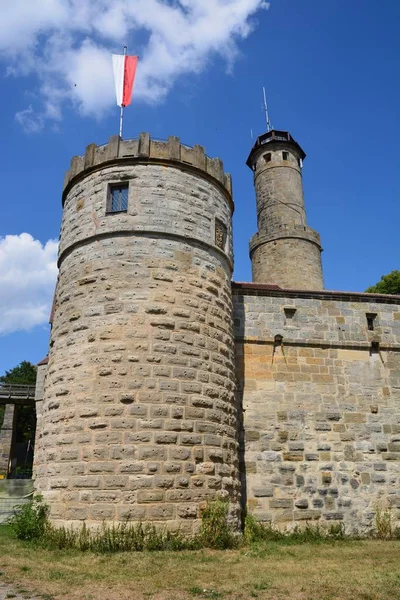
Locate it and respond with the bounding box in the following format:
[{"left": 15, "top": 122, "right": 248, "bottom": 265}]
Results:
[
  {"left": 365, "top": 270, "right": 400, "bottom": 295},
  {"left": 0, "top": 360, "right": 37, "bottom": 385},
  {"left": 0, "top": 361, "right": 37, "bottom": 440}
]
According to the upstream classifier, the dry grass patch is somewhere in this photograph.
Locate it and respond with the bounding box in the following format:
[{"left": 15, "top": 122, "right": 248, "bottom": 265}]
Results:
[{"left": 1, "top": 526, "right": 400, "bottom": 600}]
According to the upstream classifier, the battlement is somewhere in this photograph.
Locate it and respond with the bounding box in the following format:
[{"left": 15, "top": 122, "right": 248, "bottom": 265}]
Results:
[{"left": 63, "top": 133, "right": 232, "bottom": 199}]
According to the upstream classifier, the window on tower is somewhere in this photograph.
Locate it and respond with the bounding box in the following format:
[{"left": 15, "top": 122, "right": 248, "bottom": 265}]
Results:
[
  {"left": 264, "top": 153, "right": 272, "bottom": 163},
  {"left": 107, "top": 183, "right": 129, "bottom": 213},
  {"left": 282, "top": 151, "right": 289, "bottom": 161}
]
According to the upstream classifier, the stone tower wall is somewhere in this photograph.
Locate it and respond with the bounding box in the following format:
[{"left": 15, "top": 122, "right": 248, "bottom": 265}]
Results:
[
  {"left": 233, "top": 283, "right": 400, "bottom": 534},
  {"left": 34, "top": 134, "right": 240, "bottom": 530},
  {"left": 251, "top": 235, "right": 324, "bottom": 292},
  {"left": 248, "top": 140, "right": 324, "bottom": 290}
]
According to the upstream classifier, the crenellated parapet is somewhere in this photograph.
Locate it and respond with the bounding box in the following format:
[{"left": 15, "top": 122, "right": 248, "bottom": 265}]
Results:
[{"left": 63, "top": 133, "right": 233, "bottom": 203}]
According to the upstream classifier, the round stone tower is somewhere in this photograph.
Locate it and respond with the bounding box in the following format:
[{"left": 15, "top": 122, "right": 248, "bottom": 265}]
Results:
[
  {"left": 247, "top": 130, "right": 324, "bottom": 289},
  {"left": 34, "top": 133, "right": 240, "bottom": 531}
]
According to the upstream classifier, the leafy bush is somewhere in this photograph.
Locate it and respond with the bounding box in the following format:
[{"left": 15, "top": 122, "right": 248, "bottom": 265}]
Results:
[
  {"left": 328, "top": 522, "right": 346, "bottom": 539},
  {"left": 199, "top": 500, "right": 238, "bottom": 549},
  {"left": 8, "top": 495, "right": 49, "bottom": 541},
  {"left": 375, "top": 505, "right": 393, "bottom": 540}
]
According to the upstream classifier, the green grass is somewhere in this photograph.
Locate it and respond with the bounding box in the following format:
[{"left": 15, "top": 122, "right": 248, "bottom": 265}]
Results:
[{"left": 0, "top": 525, "right": 400, "bottom": 600}]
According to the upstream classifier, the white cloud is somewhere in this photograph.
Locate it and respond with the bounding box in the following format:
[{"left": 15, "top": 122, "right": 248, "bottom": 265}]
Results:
[
  {"left": 0, "top": 0, "right": 269, "bottom": 130},
  {"left": 0, "top": 234, "right": 58, "bottom": 335},
  {"left": 15, "top": 106, "right": 45, "bottom": 133}
]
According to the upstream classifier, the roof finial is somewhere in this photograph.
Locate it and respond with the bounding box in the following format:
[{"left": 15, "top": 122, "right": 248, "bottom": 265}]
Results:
[{"left": 262, "top": 87, "right": 273, "bottom": 133}]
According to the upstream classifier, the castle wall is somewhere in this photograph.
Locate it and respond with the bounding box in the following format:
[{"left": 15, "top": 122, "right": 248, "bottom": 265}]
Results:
[
  {"left": 233, "top": 283, "right": 400, "bottom": 533},
  {"left": 34, "top": 135, "right": 240, "bottom": 530}
]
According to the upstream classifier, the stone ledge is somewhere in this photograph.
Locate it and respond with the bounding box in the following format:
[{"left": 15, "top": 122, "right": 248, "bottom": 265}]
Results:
[
  {"left": 249, "top": 225, "right": 322, "bottom": 255},
  {"left": 63, "top": 133, "right": 233, "bottom": 206},
  {"left": 57, "top": 229, "right": 234, "bottom": 273}
]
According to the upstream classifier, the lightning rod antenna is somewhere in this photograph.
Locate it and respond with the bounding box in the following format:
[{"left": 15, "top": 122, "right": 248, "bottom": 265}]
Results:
[{"left": 263, "top": 87, "right": 273, "bottom": 132}]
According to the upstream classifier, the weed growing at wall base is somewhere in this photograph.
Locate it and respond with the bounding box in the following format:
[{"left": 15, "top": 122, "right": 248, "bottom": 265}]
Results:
[
  {"left": 8, "top": 497, "right": 237, "bottom": 552},
  {"left": 8, "top": 497, "right": 400, "bottom": 553},
  {"left": 8, "top": 494, "right": 48, "bottom": 541}
]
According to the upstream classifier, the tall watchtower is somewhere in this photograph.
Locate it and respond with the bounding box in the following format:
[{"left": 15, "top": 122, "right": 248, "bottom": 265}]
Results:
[
  {"left": 34, "top": 133, "right": 240, "bottom": 530},
  {"left": 247, "top": 130, "right": 324, "bottom": 290}
]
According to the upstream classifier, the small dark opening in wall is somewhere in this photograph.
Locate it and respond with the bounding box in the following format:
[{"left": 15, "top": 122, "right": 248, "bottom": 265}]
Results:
[
  {"left": 284, "top": 307, "right": 297, "bottom": 323},
  {"left": 370, "top": 341, "right": 380, "bottom": 355},
  {"left": 264, "top": 153, "right": 272, "bottom": 163},
  {"left": 366, "top": 313, "right": 377, "bottom": 331},
  {"left": 282, "top": 151, "right": 289, "bottom": 161}
]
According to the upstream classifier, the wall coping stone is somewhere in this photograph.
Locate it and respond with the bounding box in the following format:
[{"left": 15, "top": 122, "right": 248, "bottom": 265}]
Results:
[{"left": 232, "top": 282, "right": 400, "bottom": 305}]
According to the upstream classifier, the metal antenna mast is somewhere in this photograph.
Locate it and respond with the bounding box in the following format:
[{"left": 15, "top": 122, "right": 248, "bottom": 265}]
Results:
[{"left": 262, "top": 87, "right": 273, "bottom": 132}]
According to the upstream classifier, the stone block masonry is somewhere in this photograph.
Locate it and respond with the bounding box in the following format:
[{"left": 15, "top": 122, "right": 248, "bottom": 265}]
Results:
[
  {"left": 233, "top": 283, "right": 400, "bottom": 533},
  {"left": 247, "top": 130, "right": 323, "bottom": 290},
  {"left": 33, "top": 127, "right": 400, "bottom": 537},
  {"left": 34, "top": 134, "right": 240, "bottom": 531}
]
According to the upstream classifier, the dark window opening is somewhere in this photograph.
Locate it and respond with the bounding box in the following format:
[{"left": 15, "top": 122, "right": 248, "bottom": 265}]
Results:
[
  {"left": 370, "top": 341, "right": 380, "bottom": 355},
  {"left": 284, "top": 307, "right": 297, "bottom": 323},
  {"left": 297, "top": 157, "right": 302, "bottom": 168},
  {"left": 108, "top": 184, "right": 129, "bottom": 213},
  {"left": 282, "top": 151, "right": 289, "bottom": 161},
  {"left": 366, "top": 313, "right": 377, "bottom": 331},
  {"left": 264, "top": 153, "right": 272, "bottom": 163}
]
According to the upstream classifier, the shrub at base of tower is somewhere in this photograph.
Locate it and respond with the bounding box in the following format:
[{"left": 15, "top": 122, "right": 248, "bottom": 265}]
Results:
[
  {"left": 8, "top": 494, "right": 48, "bottom": 541},
  {"left": 199, "top": 499, "right": 238, "bottom": 549},
  {"left": 8, "top": 497, "right": 238, "bottom": 551}
]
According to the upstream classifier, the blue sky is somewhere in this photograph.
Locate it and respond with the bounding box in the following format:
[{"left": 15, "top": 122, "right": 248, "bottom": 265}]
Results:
[{"left": 0, "top": 0, "right": 399, "bottom": 376}]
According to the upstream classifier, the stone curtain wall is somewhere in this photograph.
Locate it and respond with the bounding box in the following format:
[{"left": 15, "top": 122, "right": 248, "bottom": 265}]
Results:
[
  {"left": 233, "top": 284, "right": 400, "bottom": 533},
  {"left": 34, "top": 135, "right": 240, "bottom": 530}
]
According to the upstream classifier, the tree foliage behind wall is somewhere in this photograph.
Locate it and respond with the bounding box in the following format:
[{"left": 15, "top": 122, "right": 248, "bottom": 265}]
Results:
[
  {"left": 0, "top": 361, "right": 37, "bottom": 386},
  {"left": 365, "top": 270, "right": 400, "bottom": 295},
  {"left": 0, "top": 361, "right": 37, "bottom": 432}
]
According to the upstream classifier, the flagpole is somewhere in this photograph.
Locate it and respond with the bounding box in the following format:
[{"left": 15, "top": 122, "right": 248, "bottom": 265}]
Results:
[{"left": 119, "top": 45, "right": 127, "bottom": 138}]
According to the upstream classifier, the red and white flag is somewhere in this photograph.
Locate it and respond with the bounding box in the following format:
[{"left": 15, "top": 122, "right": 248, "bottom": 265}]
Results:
[{"left": 112, "top": 54, "right": 138, "bottom": 107}]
